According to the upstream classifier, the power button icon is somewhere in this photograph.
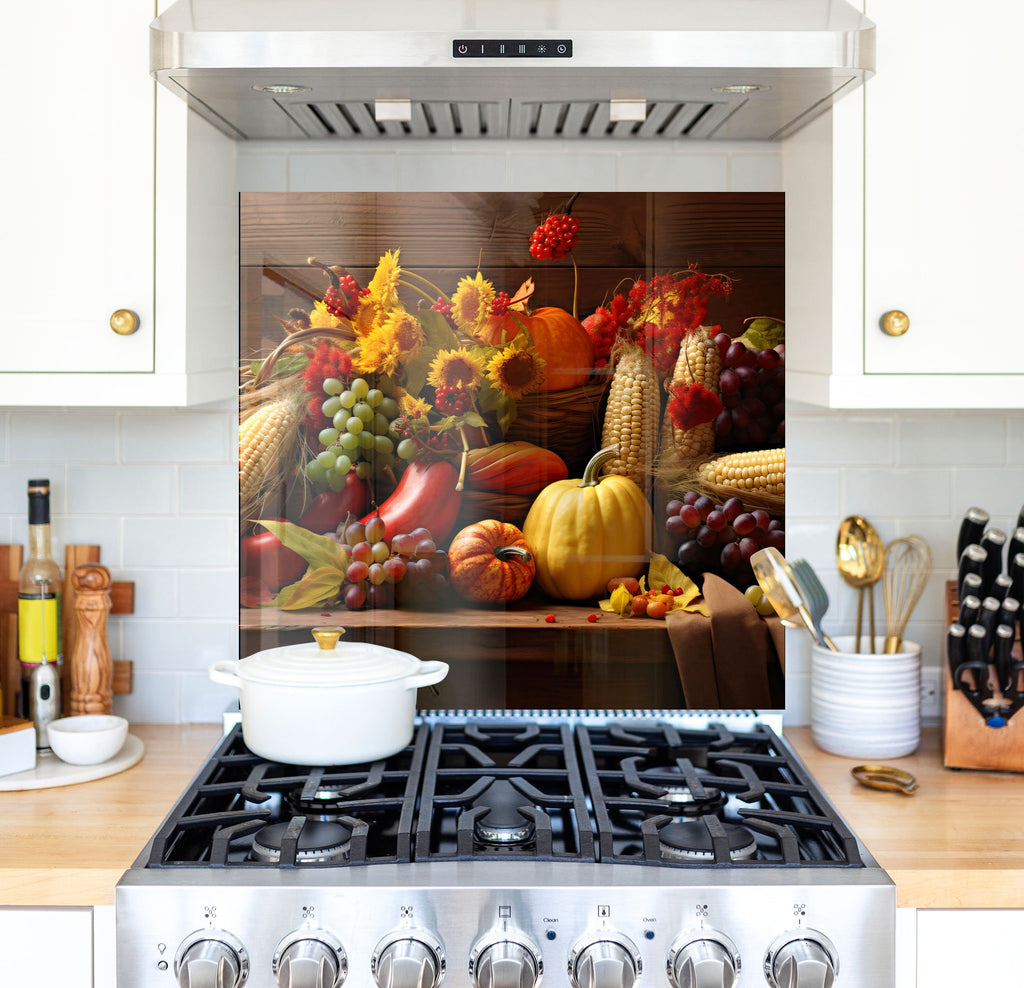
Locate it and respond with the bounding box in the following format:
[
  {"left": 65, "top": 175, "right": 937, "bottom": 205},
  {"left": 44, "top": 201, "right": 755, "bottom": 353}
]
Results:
[{"left": 457, "top": 44, "right": 468, "bottom": 54}]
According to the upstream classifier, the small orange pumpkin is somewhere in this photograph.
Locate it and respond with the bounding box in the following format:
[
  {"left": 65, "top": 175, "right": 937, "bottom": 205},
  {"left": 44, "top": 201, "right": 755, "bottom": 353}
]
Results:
[
  {"left": 479, "top": 306, "right": 594, "bottom": 392},
  {"left": 447, "top": 520, "right": 537, "bottom": 604}
]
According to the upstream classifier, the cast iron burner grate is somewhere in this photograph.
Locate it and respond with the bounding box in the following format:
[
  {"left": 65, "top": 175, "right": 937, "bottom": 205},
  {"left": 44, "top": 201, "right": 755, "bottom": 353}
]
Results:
[{"left": 141, "top": 720, "right": 863, "bottom": 870}]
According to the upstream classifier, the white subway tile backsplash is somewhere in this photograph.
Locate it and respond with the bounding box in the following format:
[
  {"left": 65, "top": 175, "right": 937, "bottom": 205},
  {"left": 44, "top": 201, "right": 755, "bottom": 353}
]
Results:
[
  {"left": 121, "top": 568, "right": 179, "bottom": 619},
  {"left": 950, "top": 467, "right": 1024, "bottom": 529},
  {"left": 784, "top": 467, "right": 840, "bottom": 518},
  {"left": 121, "top": 411, "right": 232, "bottom": 463},
  {"left": 180, "top": 671, "right": 240, "bottom": 724},
  {"left": 899, "top": 413, "right": 1006, "bottom": 466},
  {"left": 67, "top": 465, "right": 176, "bottom": 515},
  {"left": 123, "top": 517, "right": 236, "bottom": 568},
  {"left": 508, "top": 152, "right": 617, "bottom": 190},
  {"left": 180, "top": 568, "right": 238, "bottom": 619},
  {"left": 180, "top": 465, "right": 238, "bottom": 515},
  {"left": 9, "top": 412, "right": 117, "bottom": 463},
  {"left": 728, "top": 153, "right": 783, "bottom": 191},
  {"left": 123, "top": 618, "right": 236, "bottom": 672},
  {"left": 113, "top": 670, "right": 182, "bottom": 724},
  {"left": 843, "top": 467, "right": 952, "bottom": 518},
  {"left": 289, "top": 153, "right": 398, "bottom": 191},
  {"left": 617, "top": 152, "right": 728, "bottom": 191},
  {"left": 789, "top": 414, "right": 893, "bottom": 466},
  {"left": 396, "top": 153, "right": 508, "bottom": 190}
]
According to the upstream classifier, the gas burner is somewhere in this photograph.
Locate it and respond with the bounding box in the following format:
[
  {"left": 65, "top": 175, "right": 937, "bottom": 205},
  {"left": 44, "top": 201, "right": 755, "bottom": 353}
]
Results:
[
  {"left": 286, "top": 785, "right": 355, "bottom": 819},
  {"left": 250, "top": 820, "right": 352, "bottom": 864},
  {"left": 472, "top": 780, "right": 536, "bottom": 845},
  {"left": 658, "top": 821, "right": 757, "bottom": 863},
  {"left": 656, "top": 785, "right": 727, "bottom": 818}
]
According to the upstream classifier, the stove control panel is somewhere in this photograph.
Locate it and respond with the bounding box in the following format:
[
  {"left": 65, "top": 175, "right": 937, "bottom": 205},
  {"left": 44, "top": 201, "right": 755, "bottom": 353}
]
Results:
[
  {"left": 174, "top": 929, "right": 248, "bottom": 988},
  {"left": 121, "top": 880, "right": 893, "bottom": 988},
  {"left": 764, "top": 930, "right": 838, "bottom": 988},
  {"left": 667, "top": 930, "right": 740, "bottom": 988},
  {"left": 370, "top": 929, "right": 445, "bottom": 988},
  {"left": 272, "top": 930, "right": 346, "bottom": 988},
  {"left": 469, "top": 928, "right": 543, "bottom": 988},
  {"left": 567, "top": 932, "right": 642, "bottom": 988}
]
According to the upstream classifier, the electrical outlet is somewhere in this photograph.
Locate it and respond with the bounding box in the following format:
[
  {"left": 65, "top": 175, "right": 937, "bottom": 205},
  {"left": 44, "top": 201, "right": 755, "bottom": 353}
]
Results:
[{"left": 920, "top": 667, "right": 942, "bottom": 720}]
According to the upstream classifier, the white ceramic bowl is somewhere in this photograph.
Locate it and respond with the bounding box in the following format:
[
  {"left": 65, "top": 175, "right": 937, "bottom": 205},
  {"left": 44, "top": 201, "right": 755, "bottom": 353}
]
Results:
[{"left": 47, "top": 715, "right": 128, "bottom": 765}]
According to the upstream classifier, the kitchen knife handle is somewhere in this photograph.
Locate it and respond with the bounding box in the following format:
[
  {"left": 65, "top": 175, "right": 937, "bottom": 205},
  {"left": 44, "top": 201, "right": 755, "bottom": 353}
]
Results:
[
  {"left": 980, "top": 528, "right": 1008, "bottom": 588},
  {"left": 990, "top": 573, "right": 1014, "bottom": 603},
  {"left": 1008, "top": 527, "right": 1024, "bottom": 568},
  {"left": 957, "top": 506, "right": 990, "bottom": 561},
  {"left": 995, "top": 623, "right": 1016, "bottom": 695},
  {"left": 978, "top": 596, "right": 1002, "bottom": 651},
  {"left": 958, "top": 594, "right": 981, "bottom": 628},
  {"left": 1010, "top": 552, "right": 1024, "bottom": 604},
  {"left": 958, "top": 545, "right": 988, "bottom": 599},
  {"left": 947, "top": 623, "right": 967, "bottom": 689},
  {"left": 964, "top": 623, "right": 993, "bottom": 698},
  {"left": 998, "top": 595, "right": 1020, "bottom": 631}
]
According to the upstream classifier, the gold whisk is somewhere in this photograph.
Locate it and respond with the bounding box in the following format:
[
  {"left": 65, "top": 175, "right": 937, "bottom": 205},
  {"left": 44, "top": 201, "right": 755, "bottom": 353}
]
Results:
[{"left": 882, "top": 535, "right": 933, "bottom": 654}]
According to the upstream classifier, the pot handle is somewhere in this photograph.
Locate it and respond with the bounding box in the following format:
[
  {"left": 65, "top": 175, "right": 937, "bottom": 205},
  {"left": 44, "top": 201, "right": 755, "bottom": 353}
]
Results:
[
  {"left": 209, "top": 660, "right": 242, "bottom": 689},
  {"left": 406, "top": 660, "right": 449, "bottom": 691}
]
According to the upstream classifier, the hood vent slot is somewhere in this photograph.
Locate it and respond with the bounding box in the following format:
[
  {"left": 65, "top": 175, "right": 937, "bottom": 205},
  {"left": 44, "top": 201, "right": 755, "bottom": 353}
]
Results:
[{"left": 278, "top": 98, "right": 736, "bottom": 140}]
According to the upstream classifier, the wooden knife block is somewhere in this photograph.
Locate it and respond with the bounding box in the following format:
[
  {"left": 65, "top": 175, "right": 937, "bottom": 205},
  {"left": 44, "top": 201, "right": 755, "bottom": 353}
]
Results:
[
  {"left": 943, "top": 580, "right": 1024, "bottom": 772},
  {"left": 0, "top": 544, "right": 134, "bottom": 718}
]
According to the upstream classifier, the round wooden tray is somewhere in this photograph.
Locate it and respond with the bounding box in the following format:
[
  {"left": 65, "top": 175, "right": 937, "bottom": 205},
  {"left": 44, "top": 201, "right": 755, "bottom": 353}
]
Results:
[{"left": 0, "top": 733, "right": 143, "bottom": 791}]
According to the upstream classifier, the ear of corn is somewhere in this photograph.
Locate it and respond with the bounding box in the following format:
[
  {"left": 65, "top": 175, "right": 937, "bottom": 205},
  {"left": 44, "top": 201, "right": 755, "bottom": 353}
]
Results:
[
  {"left": 239, "top": 398, "right": 302, "bottom": 508},
  {"left": 660, "top": 326, "right": 722, "bottom": 461},
  {"left": 599, "top": 342, "right": 659, "bottom": 497},
  {"left": 698, "top": 447, "right": 785, "bottom": 496}
]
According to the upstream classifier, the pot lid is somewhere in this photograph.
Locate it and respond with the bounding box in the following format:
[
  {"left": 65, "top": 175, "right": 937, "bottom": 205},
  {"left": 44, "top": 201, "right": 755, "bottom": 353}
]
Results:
[{"left": 238, "top": 628, "right": 423, "bottom": 687}]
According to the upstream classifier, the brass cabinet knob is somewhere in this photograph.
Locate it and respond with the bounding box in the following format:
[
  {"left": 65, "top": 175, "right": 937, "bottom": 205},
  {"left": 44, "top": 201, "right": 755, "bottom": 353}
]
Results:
[
  {"left": 109, "top": 308, "right": 140, "bottom": 336},
  {"left": 880, "top": 310, "right": 910, "bottom": 337}
]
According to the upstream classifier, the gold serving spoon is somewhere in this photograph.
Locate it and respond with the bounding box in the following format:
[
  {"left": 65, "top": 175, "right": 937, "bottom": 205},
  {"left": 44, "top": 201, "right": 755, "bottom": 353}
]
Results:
[{"left": 836, "top": 516, "right": 886, "bottom": 653}]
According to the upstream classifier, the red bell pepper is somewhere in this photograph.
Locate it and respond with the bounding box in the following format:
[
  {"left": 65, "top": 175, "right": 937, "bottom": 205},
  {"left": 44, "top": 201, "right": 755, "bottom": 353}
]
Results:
[{"left": 360, "top": 460, "right": 462, "bottom": 545}]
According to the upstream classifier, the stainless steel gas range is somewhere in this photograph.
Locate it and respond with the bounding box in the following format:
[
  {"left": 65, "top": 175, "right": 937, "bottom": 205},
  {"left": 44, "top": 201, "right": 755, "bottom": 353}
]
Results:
[{"left": 116, "top": 713, "right": 894, "bottom": 988}]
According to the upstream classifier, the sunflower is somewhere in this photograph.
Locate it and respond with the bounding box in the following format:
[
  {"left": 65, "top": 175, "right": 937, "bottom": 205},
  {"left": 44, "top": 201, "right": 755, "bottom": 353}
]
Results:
[
  {"left": 382, "top": 310, "right": 426, "bottom": 359},
  {"left": 427, "top": 348, "right": 485, "bottom": 391},
  {"left": 366, "top": 249, "right": 402, "bottom": 311},
  {"left": 355, "top": 323, "right": 403, "bottom": 377},
  {"left": 394, "top": 386, "right": 433, "bottom": 419},
  {"left": 485, "top": 344, "right": 547, "bottom": 400},
  {"left": 308, "top": 299, "right": 346, "bottom": 330},
  {"left": 450, "top": 273, "right": 496, "bottom": 337}
]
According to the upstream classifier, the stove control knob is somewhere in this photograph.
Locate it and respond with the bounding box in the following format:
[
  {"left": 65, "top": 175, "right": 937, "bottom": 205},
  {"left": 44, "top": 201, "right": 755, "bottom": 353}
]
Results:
[
  {"left": 174, "top": 930, "right": 249, "bottom": 988},
  {"left": 568, "top": 934, "right": 641, "bottom": 988},
  {"left": 273, "top": 931, "right": 347, "bottom": 988},
  {"left": 372, "top": 931, "right": 445, "bottom": 988},
  {"left": 470, "top": 935, "right": 543, "bottom": 988},
  {"left": 764, "top": 930, "right": 838, "bottom": 988},
  {"left": 668, "top": 931, "right": 740, "bottom": 988}
]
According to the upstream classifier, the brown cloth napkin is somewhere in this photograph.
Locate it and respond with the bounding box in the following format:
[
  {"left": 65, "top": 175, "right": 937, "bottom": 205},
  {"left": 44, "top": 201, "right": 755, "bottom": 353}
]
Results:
[{"left": 665, "top": 573, "right": 785, "bottom": 708}]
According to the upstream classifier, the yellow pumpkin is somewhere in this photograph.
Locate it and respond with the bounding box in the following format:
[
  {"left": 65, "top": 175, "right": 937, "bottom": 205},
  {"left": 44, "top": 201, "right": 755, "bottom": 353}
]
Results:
[
  {"left": 448, "top": 519, "right": 536, "bottom": 604},
  {"left": 522, "top": 446, "right": 653, "bottom": 601},
  {"left": 479, "top": 306, "right": 594, "bottom": 392}
]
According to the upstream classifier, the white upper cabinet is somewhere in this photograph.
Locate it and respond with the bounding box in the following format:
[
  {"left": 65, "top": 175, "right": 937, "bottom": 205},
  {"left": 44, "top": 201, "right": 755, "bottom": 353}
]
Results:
[
  {"left": 785, "top": 0, "right": 1024, "bottom": 408},
  {"left": 0, "top": 0, "right": 237, "bottom": 407}
]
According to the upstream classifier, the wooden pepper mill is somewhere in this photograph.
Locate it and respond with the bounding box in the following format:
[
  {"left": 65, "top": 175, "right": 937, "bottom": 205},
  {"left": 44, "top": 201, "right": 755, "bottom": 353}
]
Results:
[{"left": 69, "top": 564, "right": 113, "bottom": 715}]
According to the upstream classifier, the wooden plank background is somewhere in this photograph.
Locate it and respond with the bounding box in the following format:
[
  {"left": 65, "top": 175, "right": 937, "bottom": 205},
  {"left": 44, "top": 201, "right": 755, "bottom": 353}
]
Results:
[{"left": 240, "top": 191, "right": 784, "bottom": 359}]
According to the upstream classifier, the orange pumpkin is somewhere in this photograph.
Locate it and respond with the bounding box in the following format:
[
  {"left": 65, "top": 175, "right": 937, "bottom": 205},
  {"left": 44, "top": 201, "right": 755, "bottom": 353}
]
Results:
[
  {"left": 447, "top": 520, "right": 537, "bottom": 604},
  {"left": 480, "top": 306, "right": 594, "bottom": 392},
  {"left": 465, "top": 441, "right": 569, "bottom": 495}
]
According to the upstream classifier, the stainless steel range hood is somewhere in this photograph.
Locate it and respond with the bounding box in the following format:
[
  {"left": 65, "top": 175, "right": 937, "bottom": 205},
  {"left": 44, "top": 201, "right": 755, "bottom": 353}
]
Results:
[{"left": 151, "top": 0, "right": 874, "bottom": 142}]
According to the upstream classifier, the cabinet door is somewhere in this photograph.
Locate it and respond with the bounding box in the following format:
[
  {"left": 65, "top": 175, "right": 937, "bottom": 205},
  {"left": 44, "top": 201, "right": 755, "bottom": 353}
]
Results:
[
  {"left": 1, "top": 0, "right": 154, "bottom": 373},
  {"left": 0, "top": 907, "right": 93, "bottom": 988},
  {"left": 916, "top": 910, "right": 1021, "bottom": 985},
  {"left": 863, "top": 0, "right": 1024, "bottom": 375}
]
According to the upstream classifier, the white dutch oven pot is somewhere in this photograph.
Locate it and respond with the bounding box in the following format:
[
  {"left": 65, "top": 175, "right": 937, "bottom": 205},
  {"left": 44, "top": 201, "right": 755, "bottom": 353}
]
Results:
[{"left": 209, "top": 627, "right": 448, "bottom": 765}]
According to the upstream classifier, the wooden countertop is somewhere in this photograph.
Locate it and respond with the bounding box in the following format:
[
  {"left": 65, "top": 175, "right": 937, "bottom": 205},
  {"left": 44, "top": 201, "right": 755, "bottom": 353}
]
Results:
[{"left": 1, "top": 724, "right": 1020, "bottom": 909}]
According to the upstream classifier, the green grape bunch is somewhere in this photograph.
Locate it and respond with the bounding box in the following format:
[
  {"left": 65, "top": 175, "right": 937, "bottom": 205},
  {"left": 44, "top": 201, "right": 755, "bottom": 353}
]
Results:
[{"left": 304, "top": 376, "right": 403, "bottom": 492}]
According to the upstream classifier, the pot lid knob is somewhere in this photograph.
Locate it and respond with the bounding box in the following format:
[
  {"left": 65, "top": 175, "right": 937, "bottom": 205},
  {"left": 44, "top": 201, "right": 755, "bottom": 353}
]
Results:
[{"left": 311, "top": 627, "right": 345, "bottom": 651}]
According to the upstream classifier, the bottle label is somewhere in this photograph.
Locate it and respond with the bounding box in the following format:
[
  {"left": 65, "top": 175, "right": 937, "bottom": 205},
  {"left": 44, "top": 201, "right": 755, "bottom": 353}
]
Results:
[{"left": 18, "top": 594, "right": 62, "bottom": 666}]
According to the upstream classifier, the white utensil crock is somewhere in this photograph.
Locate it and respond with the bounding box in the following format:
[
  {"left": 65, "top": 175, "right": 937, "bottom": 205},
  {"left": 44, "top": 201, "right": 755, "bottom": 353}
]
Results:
[{"left": 209, "top": 628, "right": 448, "bottom": 765}]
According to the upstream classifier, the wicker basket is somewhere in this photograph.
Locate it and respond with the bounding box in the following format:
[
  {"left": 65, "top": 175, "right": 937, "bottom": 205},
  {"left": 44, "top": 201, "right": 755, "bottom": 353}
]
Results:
[{"left": 504, "top": 377, "right": 611, "bottom": 478}]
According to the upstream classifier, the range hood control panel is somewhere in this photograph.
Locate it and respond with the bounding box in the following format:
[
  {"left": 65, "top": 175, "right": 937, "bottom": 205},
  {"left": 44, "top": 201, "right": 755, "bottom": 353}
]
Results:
[{"left": 452, "top": 40, "right": 573, "bottom": 58}]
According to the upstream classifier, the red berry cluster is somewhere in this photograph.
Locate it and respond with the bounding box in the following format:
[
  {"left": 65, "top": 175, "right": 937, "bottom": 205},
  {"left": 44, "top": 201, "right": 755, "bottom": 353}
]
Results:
[
  {"left": 323, "top": 272, "right": 362, "bottom": 319},
  {"left": 581, "top": 295, "right": 631, "bottom": 367},
  {"left": 302, "top": 343, "right": 352, "bottom": 431},
  {"left": 428, "top": 296, "right": 457, "bottom": 331},
  {"left": 489, "top": 292, "right": 511, "bottom": 317},
  {"left": 529, "top": 214, "right": 579, "bottom": 260},
  {"left": 434, "top": 385, "right": 474, "bottom": 416}
]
